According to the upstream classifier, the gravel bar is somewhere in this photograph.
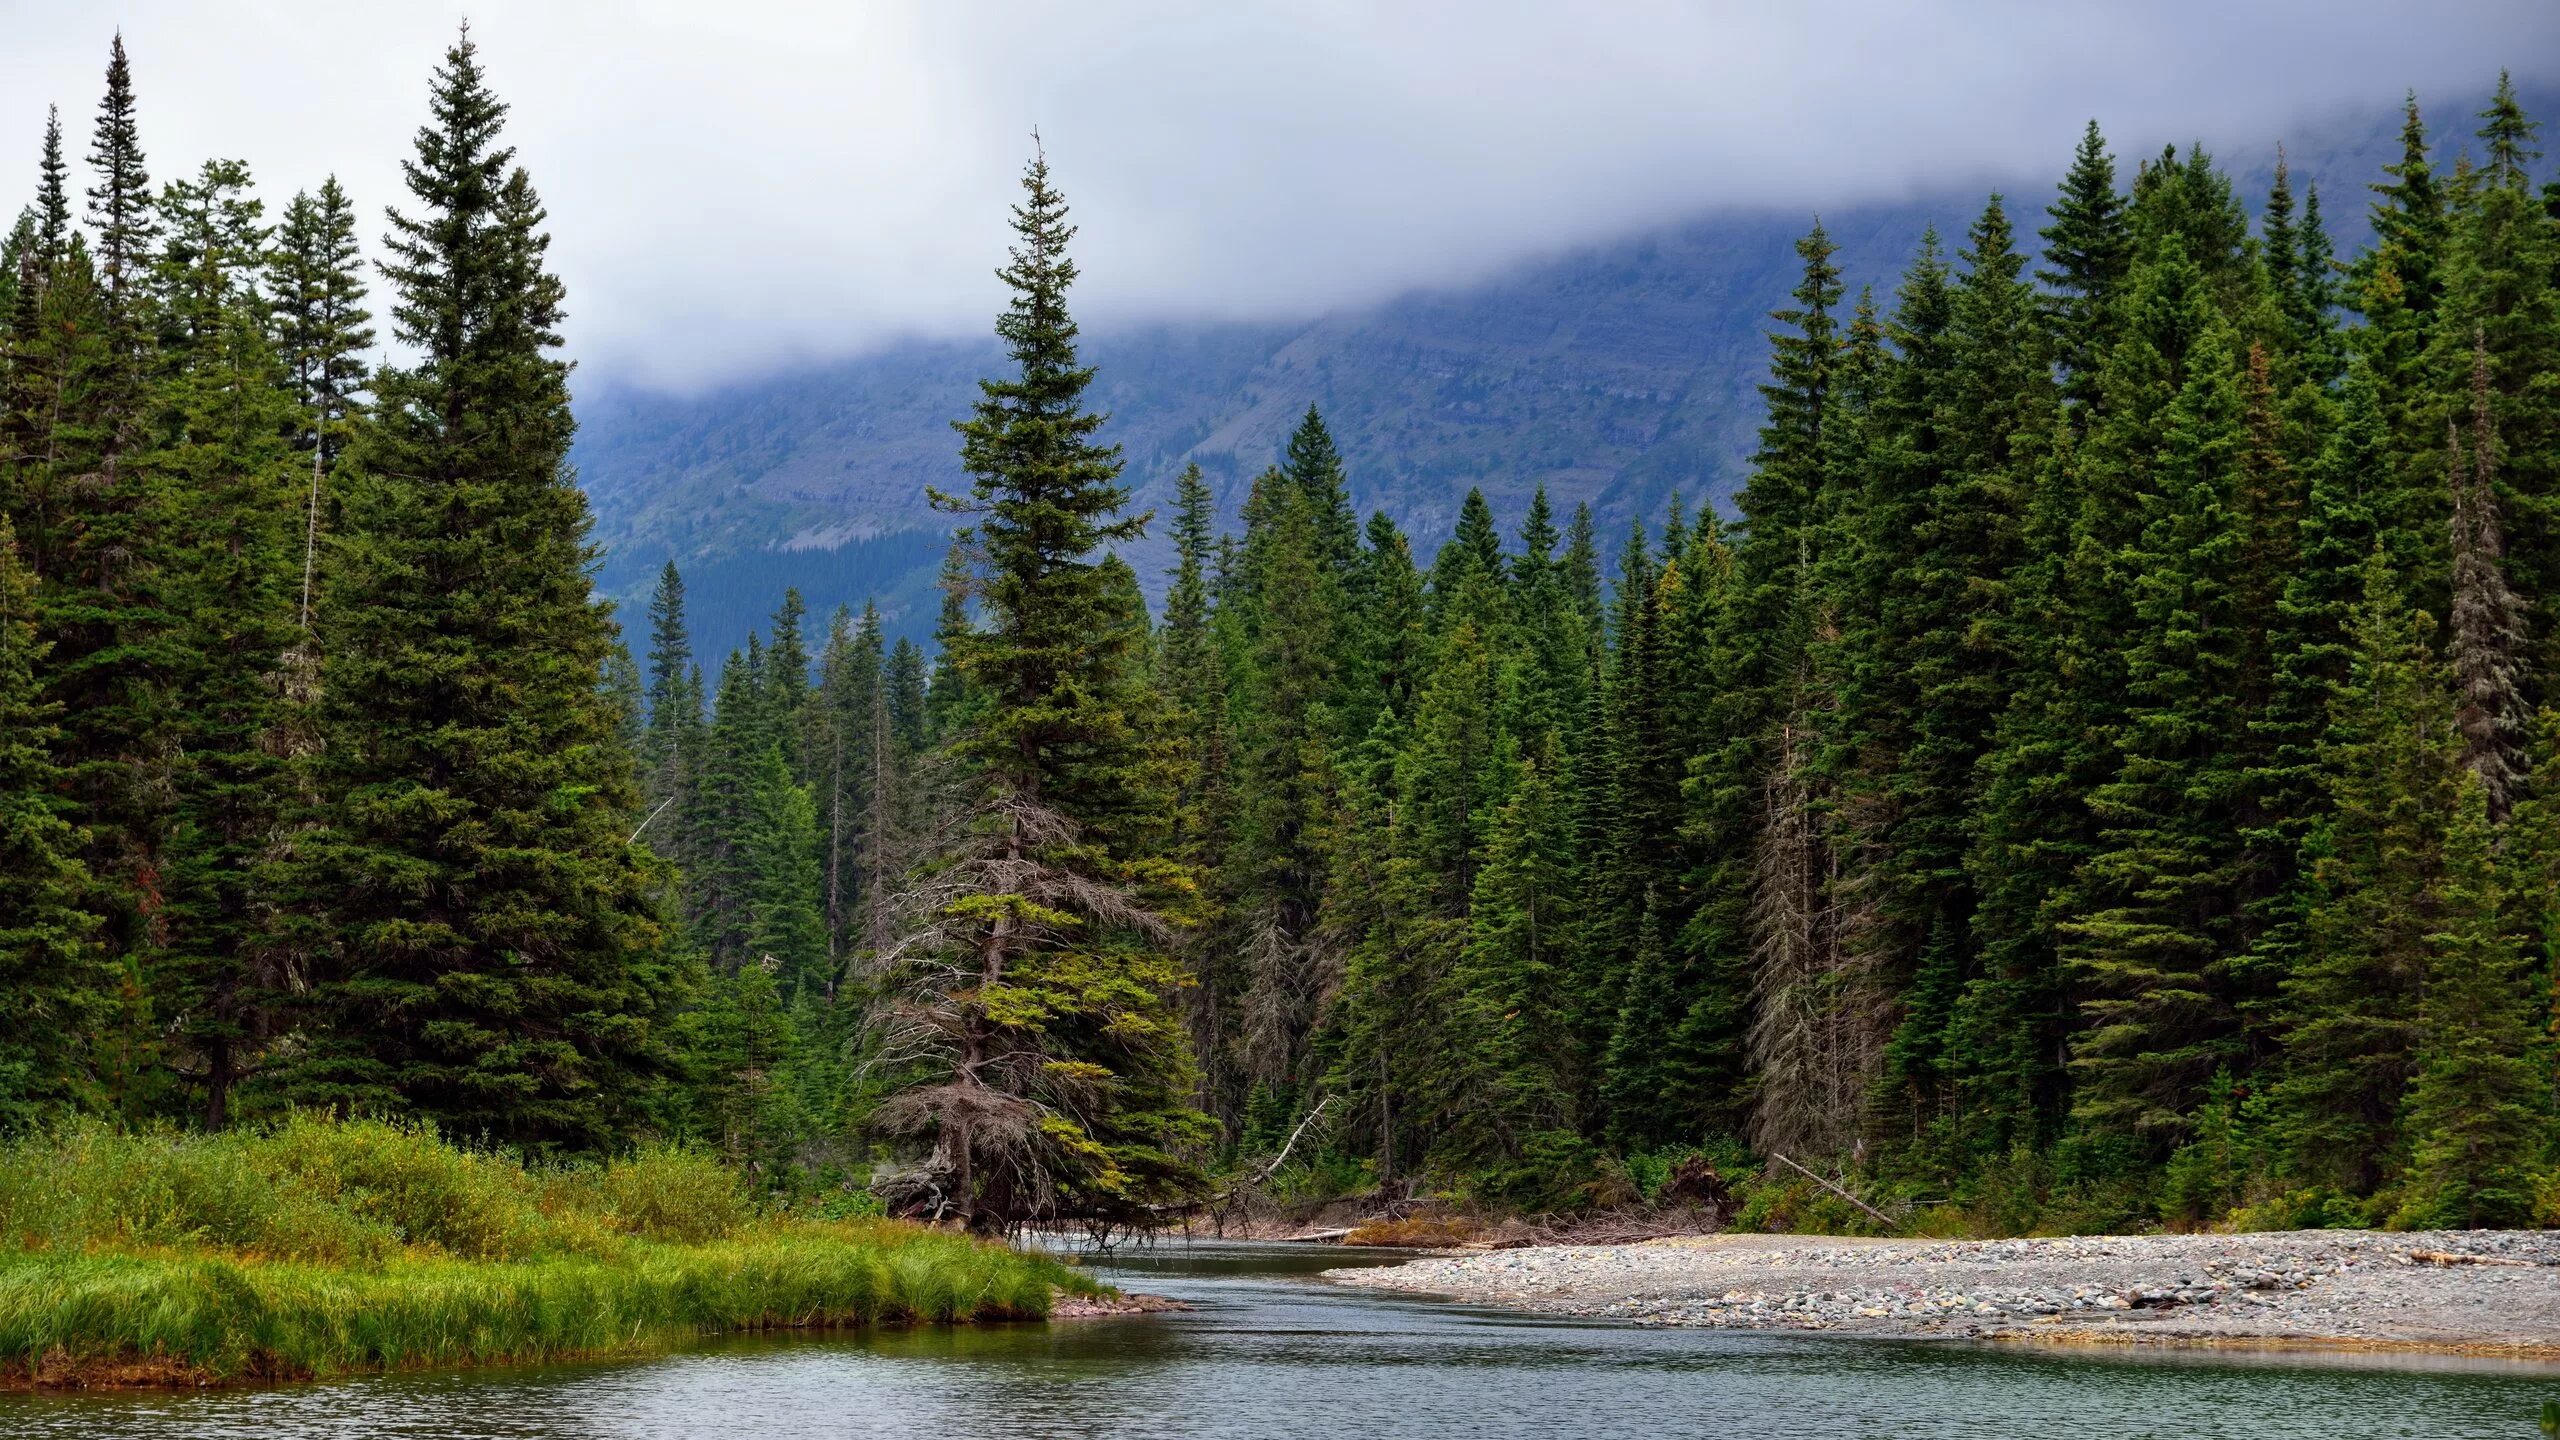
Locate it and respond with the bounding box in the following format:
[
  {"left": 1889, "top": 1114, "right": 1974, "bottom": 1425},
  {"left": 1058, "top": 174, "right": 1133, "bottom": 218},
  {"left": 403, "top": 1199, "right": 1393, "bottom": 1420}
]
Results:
[{"left": 1327, "top": 1230, "right": 2560, "bottom": 1356}]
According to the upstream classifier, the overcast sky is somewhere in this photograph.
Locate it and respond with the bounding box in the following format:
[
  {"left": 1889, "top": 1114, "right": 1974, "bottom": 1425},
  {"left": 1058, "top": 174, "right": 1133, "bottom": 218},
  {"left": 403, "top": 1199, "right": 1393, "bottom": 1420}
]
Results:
[{"left": 5, "top": 1, "right": 2556, "bottom": 391}]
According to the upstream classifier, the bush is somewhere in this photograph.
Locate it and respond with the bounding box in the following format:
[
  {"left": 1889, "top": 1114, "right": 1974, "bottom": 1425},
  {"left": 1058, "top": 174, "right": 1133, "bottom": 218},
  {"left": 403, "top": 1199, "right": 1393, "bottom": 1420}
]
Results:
[{"left": 554, "top": 1146, "right": 752, "bottom": 1244}]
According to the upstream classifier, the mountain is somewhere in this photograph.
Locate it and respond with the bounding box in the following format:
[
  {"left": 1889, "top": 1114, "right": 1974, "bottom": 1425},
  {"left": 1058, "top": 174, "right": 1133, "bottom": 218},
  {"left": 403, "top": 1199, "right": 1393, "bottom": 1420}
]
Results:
[{"left": 572, "top": 87, "right": 2532, "bottom": 661}]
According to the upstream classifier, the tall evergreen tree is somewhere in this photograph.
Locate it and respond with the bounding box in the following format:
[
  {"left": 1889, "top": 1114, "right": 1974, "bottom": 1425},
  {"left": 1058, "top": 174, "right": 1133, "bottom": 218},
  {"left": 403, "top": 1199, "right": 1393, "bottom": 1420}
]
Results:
[
  {"left": 267, "top": 176, "right": 372, "bottom": 633},
  {"left": 84, "top": 33, "right": 157, "bottom": 347},
  {"left": 31, "top": 106, "right": 70, "bottom": 269},
  {"left": 2268, "top": 552, "right": 2450, "bottom": 1193},
  {"left": 876, "top": 141, "right": 1207, "bottom": 1230},
  {"left": 280, "top": 29, "right": 665, "bottom": 1148},
  {"left": 2063, "top": 320, "right": 2254, "bottom": 1147},
  {"left": 2041, "top": 121, "right": 2131, "bottom": 420},
  {"left": 150, "top": 156, "right": 305, "bottom": 1128},
  {"left": 2397, "top": 772, "right": 2547, "bottom": 1228},
  {"left": 639, "top": 559, "right": 700, "bottom": 815},
  {"left": 1281, "top": 404, "right": 1360, "bottom": 582},
  {"left": 0, "top": 521, "right": 100, "bottom": 1129}
]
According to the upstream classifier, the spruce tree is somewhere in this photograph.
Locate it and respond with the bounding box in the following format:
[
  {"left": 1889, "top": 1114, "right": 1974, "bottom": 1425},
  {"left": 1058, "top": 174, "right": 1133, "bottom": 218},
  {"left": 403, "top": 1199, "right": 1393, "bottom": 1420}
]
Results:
[
  {"left": 2397, "top": 772, "right": 2547, "bottom": 1228},
  {"left": 2436, "top": 80, "right": 2559, "bottom": 663},
  {"left": 2063, "top": 320, "right": 2254, "bottom": 1147},
  {"left": 280, "top": 30, "right": 665, "bottom": 1148},
  {"left": 2268, "top": 552, "right": 2450, "bottom": 1192},
  {"left": 1229, "top": 477, "right": 1337, "bottom": 1092},
  {"left": 740, "top": 744, "right": 827, "bottom": 998},
  {"left": 1281, "top": 404, "right": 1360, "bottom": 582},
  {"left": 0, "top": 521, "right": 101, "bottom": 1129},
  {"left": 32, "top": 106, "right": 70, "bottom": 268},
  {"left": 2040, "top": 121, "right": 2131, "bottom": 421},
  {"left": 764, "top": 587, "right": 812, "bottom": 770},
  {"left": 639, "top": 559, "right": 700, "bottom": 816},
  {"left": 877, "top": 142, "right": 1207, "bottom": 1229},
  {"left": 1958, "top": 414, "right": 2092, "bottom": 1146},
  {"left": 151, "top": 157, "right": 305, "bottom": 1127},
  {"left": 84, "top": 33, "right": 157, "bottom": 348},
  {"left": 1445, "top": 735, "right": 1578, "bottom": 1171},
  {"left": 1155, "top": 463, "right": 1236, "bottom": 1109},
  {"left": 267, "top": 176, "right": 372, "bottom": 633}
]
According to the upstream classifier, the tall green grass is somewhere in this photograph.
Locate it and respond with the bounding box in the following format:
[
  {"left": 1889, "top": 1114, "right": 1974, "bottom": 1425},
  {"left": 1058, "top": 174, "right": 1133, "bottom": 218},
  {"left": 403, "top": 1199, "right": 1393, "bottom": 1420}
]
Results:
[{"left": 0, "top": 1117, "right": 1091, "bottom": 1387}]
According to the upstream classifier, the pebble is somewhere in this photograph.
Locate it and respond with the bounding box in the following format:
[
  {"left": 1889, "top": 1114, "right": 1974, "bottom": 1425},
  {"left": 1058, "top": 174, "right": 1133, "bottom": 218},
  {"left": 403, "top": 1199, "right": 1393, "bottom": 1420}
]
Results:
[{"left": 1330, "top": 1228, "right": 2560, "bottom": 1347}]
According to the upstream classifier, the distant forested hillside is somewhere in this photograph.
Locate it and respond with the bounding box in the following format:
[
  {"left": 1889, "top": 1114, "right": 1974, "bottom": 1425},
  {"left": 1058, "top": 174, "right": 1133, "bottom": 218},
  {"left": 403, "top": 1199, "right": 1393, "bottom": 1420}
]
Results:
[{"left": 574, "top": 87, "right": 2542, "bottom": 660}]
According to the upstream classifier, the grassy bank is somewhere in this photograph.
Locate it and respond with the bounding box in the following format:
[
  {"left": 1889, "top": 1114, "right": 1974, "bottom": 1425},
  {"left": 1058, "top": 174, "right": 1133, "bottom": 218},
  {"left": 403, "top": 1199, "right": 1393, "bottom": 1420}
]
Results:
[{"left": 0, "top": 1118, "right": 1093, "bottom": 1388}]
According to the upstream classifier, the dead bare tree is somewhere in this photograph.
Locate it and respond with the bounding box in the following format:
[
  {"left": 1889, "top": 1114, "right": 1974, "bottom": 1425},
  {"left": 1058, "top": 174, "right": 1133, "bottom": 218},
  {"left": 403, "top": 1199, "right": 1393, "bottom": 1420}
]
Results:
[{"left": 1745, "top": 672, "right": 1885, "bottom": 1161}]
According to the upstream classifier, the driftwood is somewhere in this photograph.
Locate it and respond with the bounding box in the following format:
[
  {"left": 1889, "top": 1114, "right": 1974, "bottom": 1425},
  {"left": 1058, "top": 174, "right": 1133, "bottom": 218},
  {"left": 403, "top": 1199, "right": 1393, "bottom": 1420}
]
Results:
[{"left": 1768, "top": 1151, "right": 1897, "bottom": 1229}]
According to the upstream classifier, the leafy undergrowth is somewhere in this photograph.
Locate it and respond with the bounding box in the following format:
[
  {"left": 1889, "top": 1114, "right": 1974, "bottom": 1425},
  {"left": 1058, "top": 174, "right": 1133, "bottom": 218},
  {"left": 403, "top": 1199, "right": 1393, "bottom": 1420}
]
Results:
[{"left": 0, "top": 1117, "right": 1093, "bottom": 1388}]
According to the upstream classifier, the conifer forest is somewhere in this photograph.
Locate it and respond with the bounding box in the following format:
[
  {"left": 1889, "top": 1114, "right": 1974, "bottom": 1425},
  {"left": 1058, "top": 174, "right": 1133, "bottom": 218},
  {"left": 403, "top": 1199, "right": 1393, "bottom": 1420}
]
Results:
[{"left": 11, "top": 27, "right": 2560, "bottom": 1241}]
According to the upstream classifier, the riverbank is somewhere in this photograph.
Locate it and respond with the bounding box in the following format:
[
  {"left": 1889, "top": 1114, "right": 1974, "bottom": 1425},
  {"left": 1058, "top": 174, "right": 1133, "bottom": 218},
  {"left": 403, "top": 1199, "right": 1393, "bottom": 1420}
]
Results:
[
  {"left": 1329, "top": 1229, "right": 2560, "bottom": 1357},
  {"left": 0, "top": 1119, "right": 1094, "bottom": 1389}
]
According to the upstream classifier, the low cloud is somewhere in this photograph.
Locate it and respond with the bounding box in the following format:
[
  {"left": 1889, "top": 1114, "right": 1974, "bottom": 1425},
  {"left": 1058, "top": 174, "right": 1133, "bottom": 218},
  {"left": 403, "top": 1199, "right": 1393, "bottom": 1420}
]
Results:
[{"left": 7, "top": 1, "right": 2555, "bottom": 390}]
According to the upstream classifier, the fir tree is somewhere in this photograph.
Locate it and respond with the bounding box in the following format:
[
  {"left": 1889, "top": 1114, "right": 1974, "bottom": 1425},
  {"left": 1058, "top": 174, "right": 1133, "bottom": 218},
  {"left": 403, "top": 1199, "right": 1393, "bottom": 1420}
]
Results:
[
  {"left": 2398, "top": 773, "right": 2547, "bottom": 1228},
  {"left": 2040, "top": 121, "right": 2131, "bottom": 420},
  {"left": 2268, "top": 552, "right": 2450, "bottom": 1192},
  {"left": 0, "top": 521, "right": 101, "bottom": 1129},
  {"left": 267, "top": 176, "right": 372, "bottom": 633},
  {"left": 879, "top": 141, "right": 1208, "bottom": 1230},
  {"left": 280, "top": 29, "right": 665, "bottom": 1148},
  {"left": 150, "top": 156, "right": 304, "bottom": 1128}
]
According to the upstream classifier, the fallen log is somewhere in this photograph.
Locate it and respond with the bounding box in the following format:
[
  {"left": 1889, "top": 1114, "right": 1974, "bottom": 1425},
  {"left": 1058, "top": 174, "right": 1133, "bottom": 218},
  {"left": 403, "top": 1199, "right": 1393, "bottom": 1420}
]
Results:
[{"left": 1768, "top": 1152, "right": 1897, "bottom": 1230}]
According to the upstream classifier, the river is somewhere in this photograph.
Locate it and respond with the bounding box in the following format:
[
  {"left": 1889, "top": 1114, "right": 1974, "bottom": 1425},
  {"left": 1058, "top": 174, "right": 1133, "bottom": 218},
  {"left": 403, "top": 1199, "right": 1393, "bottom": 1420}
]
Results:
[{"left": 6, "top": 1241, "right": 2554, "bottom": 1437}]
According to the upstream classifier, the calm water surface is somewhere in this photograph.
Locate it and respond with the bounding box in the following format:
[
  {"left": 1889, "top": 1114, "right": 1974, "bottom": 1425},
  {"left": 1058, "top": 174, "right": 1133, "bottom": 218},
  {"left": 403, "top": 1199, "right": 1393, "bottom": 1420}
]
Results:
[{"left": 7, "top": 1241, "right": 2556, "bottom": 1438}]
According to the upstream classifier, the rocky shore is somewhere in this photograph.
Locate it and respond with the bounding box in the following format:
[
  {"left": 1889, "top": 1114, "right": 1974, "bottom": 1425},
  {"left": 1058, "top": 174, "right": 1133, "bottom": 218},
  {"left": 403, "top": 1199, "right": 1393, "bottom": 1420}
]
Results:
[{"left": 1328, "top": 1229, "right": 2560, "bottom": 1356}]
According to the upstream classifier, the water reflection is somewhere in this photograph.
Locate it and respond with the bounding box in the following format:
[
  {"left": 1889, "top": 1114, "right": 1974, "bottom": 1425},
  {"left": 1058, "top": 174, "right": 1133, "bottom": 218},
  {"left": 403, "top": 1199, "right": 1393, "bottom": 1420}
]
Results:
[{"left": 7, "top": 1241, "right": 2555, "bottom": 1439}]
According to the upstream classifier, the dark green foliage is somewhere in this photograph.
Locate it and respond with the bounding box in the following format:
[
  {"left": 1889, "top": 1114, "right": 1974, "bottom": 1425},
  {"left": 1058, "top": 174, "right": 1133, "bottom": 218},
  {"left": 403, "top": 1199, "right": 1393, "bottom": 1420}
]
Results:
[
  {"left": 0, "top": 522, "right": 101, "bottom": 1129},
  {"left": 2268, "top": 553, "right": 2450, "bottom": 1192},
  {"left": 878, "top": 142, "right": 1209, "bottom": 1231},
  {"left": 84, "top": 33, "right": 156, "bottom": 338},
  {"left": 2, "top": 47, "right": 2555, "bottom": 1238},
  {"left": 2063, "top": 320, "right": 2253, "bottom": 1145},
  {"left": 267, "top": 175, "right": 372, "bottom": 634},
  {"left": 2040, "top": 121, "right": 2130, "bottom": 419},
  {"left": 280, "top": 30, "right": 666, "bottom": 1150},
  {"left": 149, "top": 157, "right": 303, "bottom": 1130},
  {"left": 2397, "top": 775, "right": 2547, "bottom": 1228}
]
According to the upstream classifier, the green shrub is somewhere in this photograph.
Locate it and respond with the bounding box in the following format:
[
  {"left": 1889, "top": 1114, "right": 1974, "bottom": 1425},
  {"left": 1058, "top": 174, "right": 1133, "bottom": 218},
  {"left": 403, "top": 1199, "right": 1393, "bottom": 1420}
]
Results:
[{"left": 555, "top": 1146, "right": 752, "bottom": 1244}]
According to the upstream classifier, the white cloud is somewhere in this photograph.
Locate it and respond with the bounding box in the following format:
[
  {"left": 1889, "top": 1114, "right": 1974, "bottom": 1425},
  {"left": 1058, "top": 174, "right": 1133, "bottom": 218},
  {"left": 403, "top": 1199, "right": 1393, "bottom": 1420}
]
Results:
[{"left": 5, "top": 0, "right": 2554, "bottom": 390}]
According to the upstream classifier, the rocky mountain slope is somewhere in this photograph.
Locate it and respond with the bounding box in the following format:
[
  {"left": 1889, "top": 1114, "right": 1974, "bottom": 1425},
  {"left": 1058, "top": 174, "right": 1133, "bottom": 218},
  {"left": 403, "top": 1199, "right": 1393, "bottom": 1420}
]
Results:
[{"left": 571, "top": 89, "right": 2519, "bottom": 657}]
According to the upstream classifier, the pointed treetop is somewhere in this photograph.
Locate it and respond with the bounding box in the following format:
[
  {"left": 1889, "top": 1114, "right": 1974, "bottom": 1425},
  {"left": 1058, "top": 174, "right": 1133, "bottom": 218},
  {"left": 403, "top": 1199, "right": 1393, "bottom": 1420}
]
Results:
[
  {"left": 32, "top": 105, "right": 68, "bottom": 263},
  {"left": 2477, "top": 70, "right": 2541, "bottom": 189},
  {"left": 84, "top": 30, "right": 155, "bottom": 304}
]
